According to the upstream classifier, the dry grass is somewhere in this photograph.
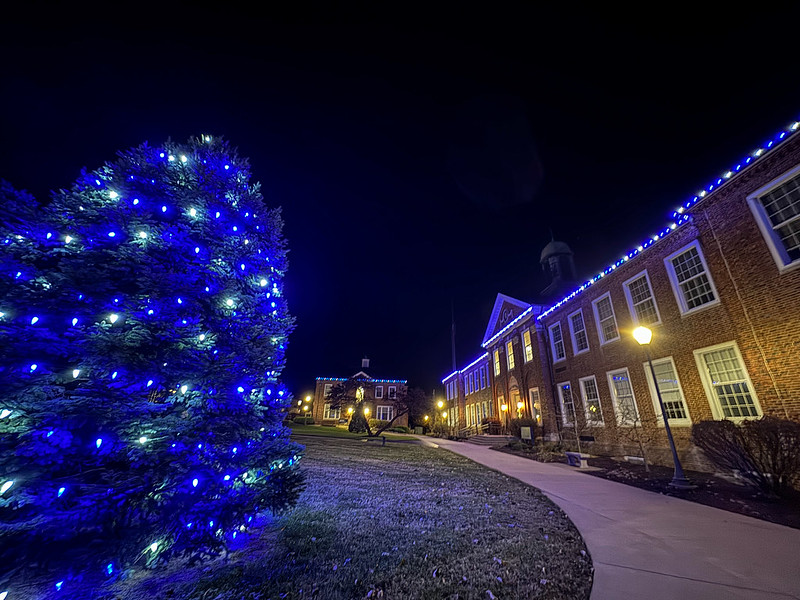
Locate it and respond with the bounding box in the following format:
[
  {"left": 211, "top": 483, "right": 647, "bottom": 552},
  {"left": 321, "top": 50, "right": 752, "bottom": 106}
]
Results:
[{"left": 62, "top": 436, "right": 592, "bottom": 599}]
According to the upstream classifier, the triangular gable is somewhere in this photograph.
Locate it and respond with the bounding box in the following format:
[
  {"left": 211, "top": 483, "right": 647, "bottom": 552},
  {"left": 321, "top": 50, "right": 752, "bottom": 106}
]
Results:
[
  {"left": 481, "top": 293, "right": 531, "bottom": 345},
  {"left": 350, "top": 371, "right": 371, "bottom": 380}
]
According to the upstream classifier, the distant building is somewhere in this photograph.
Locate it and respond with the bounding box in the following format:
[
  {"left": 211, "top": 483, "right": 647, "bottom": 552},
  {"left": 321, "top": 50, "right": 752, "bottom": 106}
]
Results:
[
  {"left": 313, "top": 358, "right": 409, "bottom": 427},
  {"left": 443, "top": 119, "right": 800, "bottom": 470}
]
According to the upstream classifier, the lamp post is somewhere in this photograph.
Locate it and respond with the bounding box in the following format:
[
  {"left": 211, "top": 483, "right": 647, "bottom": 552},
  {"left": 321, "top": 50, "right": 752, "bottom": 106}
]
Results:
[
  {"left": 500, "top": 403, "right": 508, "bottom": 434},
  {"left": 632, "top": 326, "right": 694, "bottom": 489},
  {"left": 516, "top": 401, "right": 524, "bottom": 419}
]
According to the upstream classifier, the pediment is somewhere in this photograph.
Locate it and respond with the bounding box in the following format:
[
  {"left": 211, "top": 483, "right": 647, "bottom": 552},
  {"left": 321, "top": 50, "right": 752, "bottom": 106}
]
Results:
[{"left": 481, "top": 293, "right": 531, "bottom": 345}]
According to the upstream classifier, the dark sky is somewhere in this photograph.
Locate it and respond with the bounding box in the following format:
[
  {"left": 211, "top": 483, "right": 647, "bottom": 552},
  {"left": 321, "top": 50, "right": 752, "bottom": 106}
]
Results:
[{"left": 3, "top": 8, "right": 800, "bottom": 397}]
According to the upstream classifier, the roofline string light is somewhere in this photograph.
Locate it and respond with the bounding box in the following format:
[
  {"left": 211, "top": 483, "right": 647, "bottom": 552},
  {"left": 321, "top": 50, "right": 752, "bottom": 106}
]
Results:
[{"left": 441, "top": 352, "right": 489, "bottom": 383}]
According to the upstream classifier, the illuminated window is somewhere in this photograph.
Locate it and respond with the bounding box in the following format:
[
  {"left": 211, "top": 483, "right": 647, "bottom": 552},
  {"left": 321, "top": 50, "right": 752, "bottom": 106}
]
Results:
[
  {"left": 623, "top": 270, "right": 661, "bottom": 326},
  {"left": 568, "top": 310, "right": 589, "bottom": 354},
  {"left": 522, "top": 329, "right": 533, "bottom": 362},
  {"left": 664, "top": 241, "right": 718, "bottom": 314},
  {"left": 375, "top": 385, "right": 383, "bottom": 399},
  {"left": 606, "top": 368, "right": 639, "bottom": 425},
  {"left": 376, "top": 405, "right": 394, "bottom": 421},
  {"left": 323, "top": 383, "right": 332, "bottom": 397},
  {"left": 506, "top": 340, "right": 515, "bottom": 370},
  {"left": 557, "top": 382, "right": 575, "bottom": 425},
  {"left": 643, "top": 357, "right": 691, "bottom": 426},
  {"left": 323, "top": 403, "right": 340, "bottom": 420},
  {"left": 694, "top": 342, "right": 761, "bottom": 419},
  {"left": 592, "top": 293, "right": 619, "bottom": 344},
  {"left": 579, "top": 375, "right": 603, "bottom": 425},
  {"left": 549, "top": 322, "right": 565, "bottom": 361},
  {"left": 748, "top": 167, "right": 800, "bottom": 270},
  {"left": 493, "top": 349, "right": 501, "bottom": 376},
  {"left": 529, "top": 388, "right": 541, "bottom": 425}
]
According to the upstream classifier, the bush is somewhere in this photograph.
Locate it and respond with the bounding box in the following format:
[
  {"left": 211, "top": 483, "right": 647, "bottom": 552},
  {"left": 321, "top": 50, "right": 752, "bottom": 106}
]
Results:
[
  {"left": 368, "top": 419, "right": 390, "bottom": 430},
  {"left": 431, "top": 422, "right": 450, "bottom": 437},
  {"left": 293, "top": 416, "right": 315, "bottom": 425},
  {"left": 348, "top": 412, "right": 368, "bottom": 433},
  {"left": 692, "top": 417, "right": 800, "bottom": 497},
  {"left": 389, "top": 426, "right": 411, "bottom": 434},
  {"left": 509, "top": 418, "right": 538, "bottom": 440}
]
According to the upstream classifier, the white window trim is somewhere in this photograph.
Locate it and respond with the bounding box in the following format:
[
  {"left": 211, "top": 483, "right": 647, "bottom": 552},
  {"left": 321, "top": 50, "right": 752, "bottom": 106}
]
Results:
[
  {"left": 375, "top": 385, "right": 384, "bottom": 399},
  {"left": 693, "top": 341, "right": 763, "bottom": 421},
  {"left": 606, "top": 368, "right": 639, "bottom": 426},
  {"left": 388, "top": 386, "right": 397, "bottom": 399},
  {"left": 663, "top": 240, "right": 720, "bottom": 316},
  {"left": 579, "top": 375, "right": 604, "bottom": 426},
  {"left": 622, "top": 269, "right": 662, "bottom": 326},
  {"left": 747, "top": 163, "right": 800, "bottom": 273},
  {"left": 592, "top": 292, "right": 620, "bottom": 345},
  {"left": 549, "top": 322, "right": 566, "bottom": 363},
  {"left": 642, "top": 356, "right": 692, "bottom": 427},
  {"left": 567, "top": 309, "right": 590, "bottom": 355},
  {"left": 529, "top": 387, "right": 541, "bottom": 425},
  {"left": 376, "top": 405, "right": 394, "bottom": 421},
  {"left": 323, "top": 383, "right": 332, "bottom": 398},
  {"left": 522, "top": 329, "right": 534, "bottom": 362},
  {"left": 556, "top": 381, "right": 575, "bottom": 427},
  {"left": 323, "top": 403, "right": 340, "bottom": 420}
]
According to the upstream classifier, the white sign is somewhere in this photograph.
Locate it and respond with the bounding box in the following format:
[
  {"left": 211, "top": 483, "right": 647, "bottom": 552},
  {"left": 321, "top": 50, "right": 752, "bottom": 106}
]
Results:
[{"left": 520, "top": 427, "right": 532, "bottom": 440}]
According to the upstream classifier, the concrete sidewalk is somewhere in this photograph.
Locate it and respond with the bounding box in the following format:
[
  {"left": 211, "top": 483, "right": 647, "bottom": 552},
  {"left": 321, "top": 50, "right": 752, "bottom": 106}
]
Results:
[{"left": 420, "top": 437, "right": 800, "bottom": 600}]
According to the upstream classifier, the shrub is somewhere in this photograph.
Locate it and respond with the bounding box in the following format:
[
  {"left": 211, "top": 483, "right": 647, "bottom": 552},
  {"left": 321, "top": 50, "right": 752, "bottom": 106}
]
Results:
[
  {"left": 389, "top": 426, "right": 411, "bottom": 434},
  {"left": 348, "top": 412, "right": 368, "bottom": 433},
  {"left": 293, "top": 416, "right": 315, "bottom": 426},
  {"left": 692, "top": 417, "right": 800, "bottom": 497},
  {"left": 368, "top": 419, "right": 390, "bottom": 430}
]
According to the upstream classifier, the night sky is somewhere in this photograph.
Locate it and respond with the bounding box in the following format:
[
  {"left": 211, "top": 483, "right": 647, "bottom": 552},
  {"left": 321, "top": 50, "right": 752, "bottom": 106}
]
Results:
[{"left": 3, "top": 8, "right": 800, "bottom": 397}]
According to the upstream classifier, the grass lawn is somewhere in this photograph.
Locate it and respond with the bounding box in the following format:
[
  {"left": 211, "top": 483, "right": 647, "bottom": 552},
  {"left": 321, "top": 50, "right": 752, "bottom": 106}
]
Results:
[{"left": 91, "top": 436, "right": 592, "bottom": 599}]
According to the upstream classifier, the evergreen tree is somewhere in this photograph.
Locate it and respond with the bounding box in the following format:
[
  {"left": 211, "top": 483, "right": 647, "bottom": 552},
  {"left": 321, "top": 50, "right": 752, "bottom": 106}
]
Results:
[{"left": 0, "top": 137, "right": 303, "bottom": 596}]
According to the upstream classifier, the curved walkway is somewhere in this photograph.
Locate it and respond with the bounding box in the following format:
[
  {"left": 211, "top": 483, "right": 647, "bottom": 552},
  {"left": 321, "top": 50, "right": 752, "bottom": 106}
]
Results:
[{"left": 419, "top": 437, "right": 800, "bottom": 600}]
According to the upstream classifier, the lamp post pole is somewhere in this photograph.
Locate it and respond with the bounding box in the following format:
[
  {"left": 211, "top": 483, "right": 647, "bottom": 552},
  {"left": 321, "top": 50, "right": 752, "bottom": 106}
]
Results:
[{"left": 633, "top": 327, "right": 694, "bottom": 490}]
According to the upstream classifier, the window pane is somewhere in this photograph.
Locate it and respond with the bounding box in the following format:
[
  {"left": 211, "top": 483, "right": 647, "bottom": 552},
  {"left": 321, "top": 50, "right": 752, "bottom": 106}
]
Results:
[
  {"left": 610, "top": 370, "right": 638, "bottom": 423},
  {"left": 702, "top": 348, "right": 759, "bottom": 418},
  {"left": 627, "top": 275, "right": 659, "bottom": 324},
  {"left": 551, "top": 324, "right": 565, "bottom": 359},
  {"left": 570, "top": 312, "right": 589, "bottom": 351},
  {"left": 559, "top": 383, "right": 575, "bottom": 424},
  {"left": 595, "top": 297, "right": 618, "bottom": 342},
  {"left": 581, "top": 378, "right": 603, "bottom": 424},
  {"left": 671, "top": 247, "right": 715, "bottom": 310},
  {"left": 652, "top": 361, "right": 687, "bottom": 420}
]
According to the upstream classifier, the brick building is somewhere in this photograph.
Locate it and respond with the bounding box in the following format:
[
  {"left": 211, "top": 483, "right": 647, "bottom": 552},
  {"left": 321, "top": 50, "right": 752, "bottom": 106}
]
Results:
[
  {"left": 313, "top": 360, "right": 409, "bottom": 427},
  {"left": 443, "top": 119, "right": 800, "bottom": 469}
]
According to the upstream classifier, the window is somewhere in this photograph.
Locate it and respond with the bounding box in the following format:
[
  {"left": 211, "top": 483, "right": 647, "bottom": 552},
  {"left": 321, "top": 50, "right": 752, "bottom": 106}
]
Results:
[
  {"left": 592, "top": 293, "right": 619, "bottom": 344},
  {"left": 549, "top": 322, "right": 566, "bottom": 361},
  {"left": 375, "top": 385, "right": 384, "bottom": 399},
  {"left": 480, "top": 366, "right": 486, "bottom": 389},
  {"left": 388, "top": 386, "right": 397, "bottom": 399},
  {"left": 606, "top": 368, "right": 639, "bottom": 425},
  {"left": 506, "top": 340, "right": 515, "bottom": 370},
  {"left": 568, "top": 310, "right": 589, "bottom": 354},
  {"left": 469, "top": 372, "right": 475, "bottom": 394},
  {"left": 323, "top": 403, "right": 340, "bottom": 420},
  {"left": 557, "top": 383, "right": 575, "bottom": 425},
  {"left": 694, "top": 343, "right": 762, "bottom": 419},
  {"left": 643, "top": 357, "right": 691, "bottom": 426},
  {"left": 623, "top": 271, "right": 660, "bottom": 325},
  {"left": 665, "top": 241, "right": 718, "bottom": 314},
  {"left": 748, "top": 167, "right": 800, "bottom": 270},
  {"left": 323, "top": 383, "right": 332, "bottom": 397},
  {"left": 529, "top": 388, "right": 541, "bottom": 425},
  {"left": 579, "top": 376, "right": 604, "bottom": 425},
  {"left": 376, "top": 405, "right": 394, "bottom": 421},
  {"left": 493, "top": 349, "right": 501, "bottom": 376},
  {"left": 522, "top": 330, "right": 533, "bottom": 362}
]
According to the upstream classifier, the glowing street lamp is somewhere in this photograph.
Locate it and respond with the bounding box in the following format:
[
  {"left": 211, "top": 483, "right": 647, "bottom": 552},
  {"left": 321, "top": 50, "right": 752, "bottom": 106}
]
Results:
[
  {"left": 633, "top": 326, "right": 694, "bottom": 489},
  {"left": 363, "top": 407, "right": 370, "bottom": 417},
  {"left": 500, "top": 403, "right": 509, "bottom": 434},
  {"left": 516, "top": 401, "right": 524, "bottom": 419}
]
